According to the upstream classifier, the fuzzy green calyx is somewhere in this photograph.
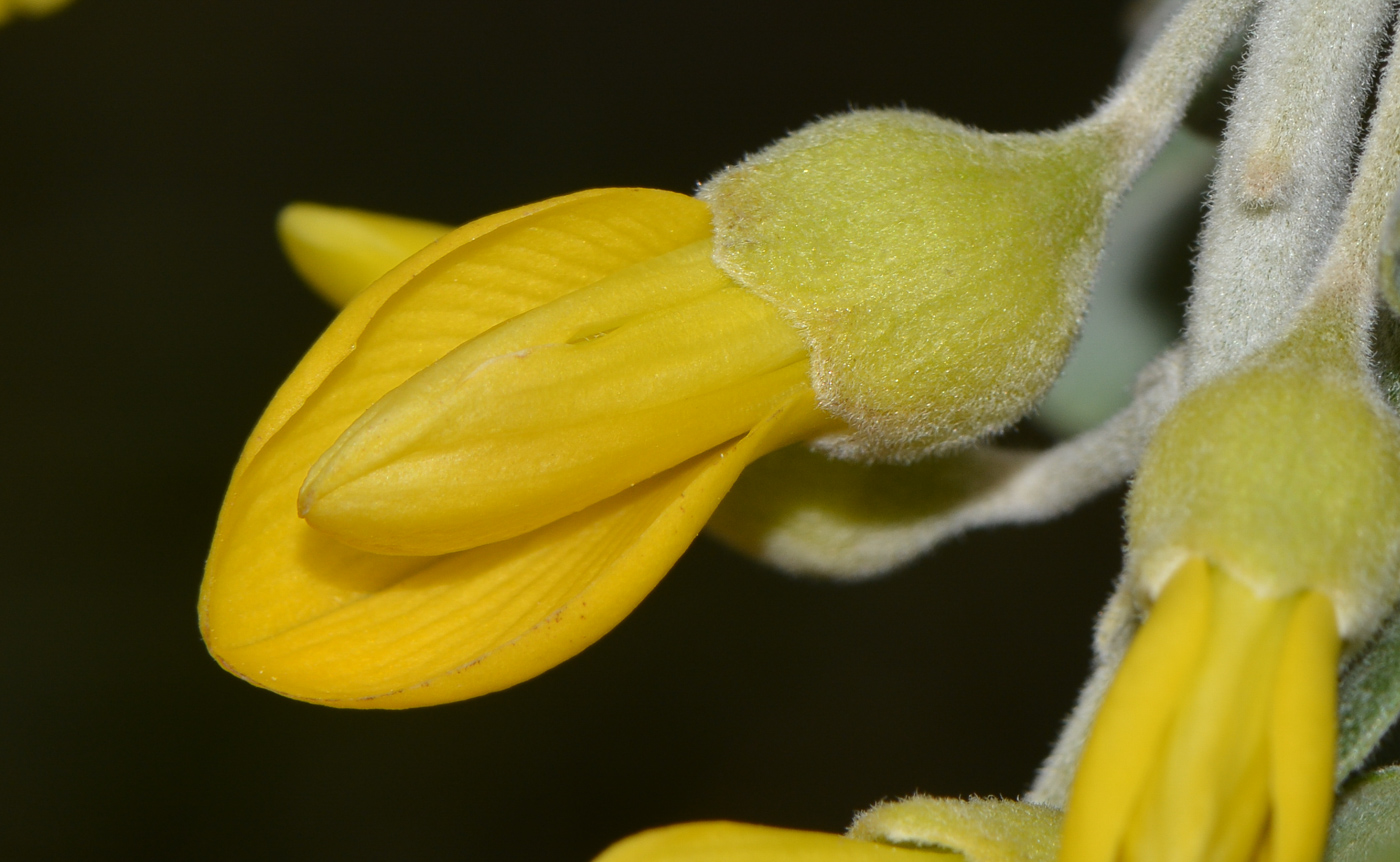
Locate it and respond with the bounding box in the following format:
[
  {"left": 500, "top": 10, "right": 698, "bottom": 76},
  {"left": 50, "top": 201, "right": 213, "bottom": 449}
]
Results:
[
  {"left": 701, "top": 109, "right": 1119, "bottom": 461},
  {"left": 1127, "top": 317, "right": 1400, "bottom": 638}
]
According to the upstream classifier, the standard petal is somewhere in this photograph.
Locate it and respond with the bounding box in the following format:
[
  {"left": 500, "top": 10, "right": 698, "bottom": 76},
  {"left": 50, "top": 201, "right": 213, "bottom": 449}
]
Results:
[
  {"left": 301, "top": 240, "right": 812, "bottom": 555},
  {"left": 594, "top": 821, "right": 957, "bottom": 862},
  {"left": 228, "top": 188, "right": 661, "bottom": 485},
  {"left": 277, "top": 202, "right": 451, "bottom": 307},
  {"left": 204, "top": 392, "right": 820, "bottom": 707},
  {"left": 202, "top": 188, "right": 722, "bottom": 706}
]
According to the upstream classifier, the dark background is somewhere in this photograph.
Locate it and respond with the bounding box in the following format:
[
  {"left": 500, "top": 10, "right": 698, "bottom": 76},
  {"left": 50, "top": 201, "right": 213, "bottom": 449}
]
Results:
[{"left": 1, "top": 1, "right": 1168, "bottom": 858}]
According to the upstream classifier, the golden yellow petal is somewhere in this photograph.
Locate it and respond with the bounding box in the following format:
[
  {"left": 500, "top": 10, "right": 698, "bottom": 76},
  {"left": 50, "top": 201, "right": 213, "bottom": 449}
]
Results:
[
  {"left": 1059, "top": 558, "right": 1213, "bottom": 862},
  {"left": 1127, "top": 573, "right": 1291, "bottom": 862},
  {"left": 277, "top": 203, "right": 451, "bottom": 307},
  {"left": 228, "top": 188, "right": 637, "bottom": 486},
  {"left": 1076, "top": 566, "right": 1332, "bottom": 862},
  {"left": 594, "top": 821, "right": 959, "bottom": 862},
  {"left": 1269, "top": 592, "right": 1339, "bottom": 862},
  {"left": 1200, "top": 744, "right": 1270, "bottom": 862},
  {"left": 207, "top": 391, "right": 821, "bottom": 707},
  {"left": 202, "top": 188, "right": 724, "bottom": 706},
  {"left": 302, "top": 239, "right": 813, "bottom": 555}
]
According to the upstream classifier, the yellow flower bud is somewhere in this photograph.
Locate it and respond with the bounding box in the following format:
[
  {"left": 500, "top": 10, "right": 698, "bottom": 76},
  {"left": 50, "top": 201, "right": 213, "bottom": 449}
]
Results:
[
  {"left": 298, "top": 239, "right": 816, "bottom": 556},
  {"left": 200, "top": 188, "right": 833, "bottom": 707},
  {"left": 702, "top": 109, "right": 1122, "bottom": 461}
]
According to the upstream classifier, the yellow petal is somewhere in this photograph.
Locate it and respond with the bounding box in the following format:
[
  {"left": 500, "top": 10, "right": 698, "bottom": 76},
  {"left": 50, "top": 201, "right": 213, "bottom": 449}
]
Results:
[
  {"left": 202, "top": 188, "right": 742, "bottom": 706},
  {"left": 1059, "top": 558, "right": 1213, "bottom": 862},
  {"left": 1270, "top": 592, "right": 1339, "bottom": 862},
  {"left": 228, "top": 188, "right": 640, "bottom": 486},
  {"left": 277, "top": 202, "right": 452, "bottom": 307},
  {"left": 1196, "top": 743, "right": 1270, "bottom": 862},
  {"left": 594, "top": 822, "right": 959, "bottom": 862},
  {"left": 1065, "top": 563, "right": 1336, "bottom": 862},
  {"left": 1126, "top": 573, "right": 1291, "bottom": 862},
  {"left": 209, "top": 392, "right": 819, "bottom": 707},
  {"left": 301, "top": 239, "right": 813, "bottom": 555}
]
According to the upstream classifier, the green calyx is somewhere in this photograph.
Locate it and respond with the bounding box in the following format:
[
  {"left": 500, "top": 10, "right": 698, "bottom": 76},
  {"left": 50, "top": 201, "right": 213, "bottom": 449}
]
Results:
[
  {"left": 701, "top": 109, "right": 1120, "bottom": 461},
  {"left": 1126, "top": 313, "right": 1400, "bottom": 639},
  {"left": 850, "top": 796, "right": 1062, "bottom": 862}
]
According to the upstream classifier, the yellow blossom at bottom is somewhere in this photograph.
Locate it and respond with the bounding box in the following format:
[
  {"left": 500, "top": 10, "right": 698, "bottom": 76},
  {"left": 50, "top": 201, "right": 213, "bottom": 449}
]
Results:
[
  {"left": 200, "top": 188, "right": 834, "bottom": 707},
  {"left": 1060, "top": 559, "right": 1340, "bottom": 862}
]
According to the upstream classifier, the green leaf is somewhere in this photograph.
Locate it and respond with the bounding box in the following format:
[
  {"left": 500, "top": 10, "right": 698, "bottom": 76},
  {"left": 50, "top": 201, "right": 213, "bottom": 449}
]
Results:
[
  {"left": 1326, "top": 767, "right": 1400, "bottom": 862},
  {"left": 1338, "top": 608, "right": 1400, "bottom": 780}
]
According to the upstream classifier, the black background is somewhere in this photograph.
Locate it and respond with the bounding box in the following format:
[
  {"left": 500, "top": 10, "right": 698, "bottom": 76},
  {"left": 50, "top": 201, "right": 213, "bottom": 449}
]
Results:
[{"left": 1, "top": 1, "right": 1183, "bottom": 858}]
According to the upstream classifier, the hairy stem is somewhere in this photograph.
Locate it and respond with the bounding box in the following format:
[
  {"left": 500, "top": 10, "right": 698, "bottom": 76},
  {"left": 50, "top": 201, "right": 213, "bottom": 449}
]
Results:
[
  {"left": 1311, "top": 20, "right": 1400, "bottom": 333},
  {"left": 1183, "top": 0, "right": 1394, "bottom": 385},
  {"left": 1088, "top": 0, "right": 1256, "bottom": 183}
]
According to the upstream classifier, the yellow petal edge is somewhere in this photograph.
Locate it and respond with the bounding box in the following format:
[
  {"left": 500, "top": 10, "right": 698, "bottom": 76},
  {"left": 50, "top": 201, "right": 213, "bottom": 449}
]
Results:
[
  {"left": 277, "top": 202, "right": 450, "bottom": 307},
  {"left": 201, "top": 188, "right": 822, "bottom": 707}
]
